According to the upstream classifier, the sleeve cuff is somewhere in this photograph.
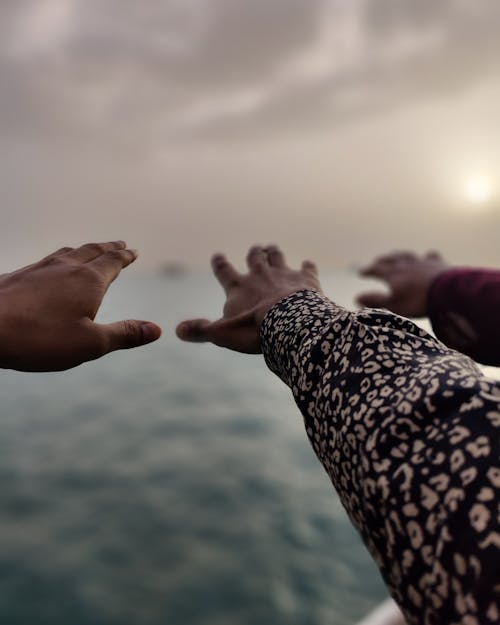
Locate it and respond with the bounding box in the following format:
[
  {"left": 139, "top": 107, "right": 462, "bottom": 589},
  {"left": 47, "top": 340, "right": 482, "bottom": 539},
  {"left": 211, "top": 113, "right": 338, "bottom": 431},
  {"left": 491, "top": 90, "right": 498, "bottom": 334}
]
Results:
[
  {"left": 427, "top": 267, "right": 500, "bottom": 365},
  {"left": 260, "top": 289, "right": 348, "bottom": 386}
]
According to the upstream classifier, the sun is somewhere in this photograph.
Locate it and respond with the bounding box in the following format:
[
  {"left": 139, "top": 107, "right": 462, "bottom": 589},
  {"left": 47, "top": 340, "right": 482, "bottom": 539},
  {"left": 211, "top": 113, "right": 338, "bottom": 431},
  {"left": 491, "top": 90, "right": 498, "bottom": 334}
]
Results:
[{"left": 464, "top": 175, "right": 493, "bottom": 205}]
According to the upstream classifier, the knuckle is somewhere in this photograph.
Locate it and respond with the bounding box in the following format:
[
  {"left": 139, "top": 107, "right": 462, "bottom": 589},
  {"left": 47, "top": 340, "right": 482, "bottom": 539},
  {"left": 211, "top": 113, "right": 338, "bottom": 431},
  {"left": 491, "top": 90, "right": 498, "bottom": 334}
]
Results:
[
  {"left": 105, "top": 249, "right": 125, "bottom": 261},
  {"left": 253, "top": 260, "right": 267, "bottom": 274},
  {"left": 121, "top": 320, "right": 140, "bottom": 347},
  {"left": 43, "top": 255, "right": 73, "bottom": 269},
  {"left": 46, "top": 256, "right": 66, "bottom": 266},
  {"left": 83, "top": 243, "right": 105, "bottom": 254}
]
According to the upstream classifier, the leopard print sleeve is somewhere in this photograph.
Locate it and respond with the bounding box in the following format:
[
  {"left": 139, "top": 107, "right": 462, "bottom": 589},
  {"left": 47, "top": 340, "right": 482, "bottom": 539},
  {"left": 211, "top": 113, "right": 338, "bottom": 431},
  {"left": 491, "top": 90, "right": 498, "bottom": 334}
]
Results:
[{"left": 260, "top": 289, "right": 500, "bottom": 625}]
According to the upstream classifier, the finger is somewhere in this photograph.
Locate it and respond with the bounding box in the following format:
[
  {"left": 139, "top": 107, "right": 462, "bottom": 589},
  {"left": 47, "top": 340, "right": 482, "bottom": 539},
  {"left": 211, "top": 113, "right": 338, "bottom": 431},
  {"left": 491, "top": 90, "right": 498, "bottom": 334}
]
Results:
[
  {"left": 19, "top": 246, "right": 73, "bottom": 272},
  {"left": 361, "top": 252, "right": 417, "bottom": 277},
  {"left": 176, "top": 318, "right": 214, "bottom": 343},
  {"left": 359, "top": 264, "right": 386, "bottom": 279},
  {"left": 89, "top": 249, "right": 138, "bottom": 285},
  {"left": 97, "top": 319, "right": 162, "bottom": 353},
  {"left": 68, "top": 241, "right": 127, "bottom": 263},
  {"left": 356, "top": 291, "right": 392, "bottom": 309},
  {"left": 359, "top": 254, "right": 393, "bottom": 278},
  {"left": 379, "top": 251, "right": 416, "bottom": 264},
  {"left": 389, "top": 251, "right": 417, "bottom": 262},
  {"left": 211, "top": 254, "right": 241, "bottom": 292},
  {"left": 301, "top": 259, "right": 318, "bottom": 275},
  {"left": 246, "top": 245, "right": 267, "bottom": 270},
  {"left": 39, "top": 246, "right": 74, "bottom": 263},
  {"left": 359, "top": 259, "right": 395, "bottom": 279},
  {"left": 425, "top": 250, "right": 443, "bottom": 261},
  {"left": 265, "top": 245, "right": 286, "bottom": 268}
]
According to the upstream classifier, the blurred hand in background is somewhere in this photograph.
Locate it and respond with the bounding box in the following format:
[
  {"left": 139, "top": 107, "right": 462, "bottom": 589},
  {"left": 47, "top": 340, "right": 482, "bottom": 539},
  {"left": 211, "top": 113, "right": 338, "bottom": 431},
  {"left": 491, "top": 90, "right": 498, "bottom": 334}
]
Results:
[
  {"left": 356, "top": 251, "right": 449, "bottom": 318},
  {"left": 0, "top": 241, "right": 161, "bottom": 372}
]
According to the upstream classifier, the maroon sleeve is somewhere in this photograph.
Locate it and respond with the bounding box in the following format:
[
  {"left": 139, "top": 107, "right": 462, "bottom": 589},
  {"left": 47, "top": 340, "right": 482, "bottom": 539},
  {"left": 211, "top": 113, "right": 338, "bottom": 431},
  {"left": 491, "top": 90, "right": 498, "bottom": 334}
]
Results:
[{"left": 427, "top": 267, "right": 500, "bottom": 366}]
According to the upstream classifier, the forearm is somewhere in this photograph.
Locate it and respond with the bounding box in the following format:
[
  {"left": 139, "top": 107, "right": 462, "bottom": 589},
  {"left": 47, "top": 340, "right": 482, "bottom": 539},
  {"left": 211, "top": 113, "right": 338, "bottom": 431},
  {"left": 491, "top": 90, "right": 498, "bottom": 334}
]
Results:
[
  {"left": 428, "top": 267, "right": 500, "bottom": 365},
  {"left": 261, "top": 290, "right": 500, "bottom": 625},
  {"left": 260, "top": 289, "right": 477, "bottom": 458}
]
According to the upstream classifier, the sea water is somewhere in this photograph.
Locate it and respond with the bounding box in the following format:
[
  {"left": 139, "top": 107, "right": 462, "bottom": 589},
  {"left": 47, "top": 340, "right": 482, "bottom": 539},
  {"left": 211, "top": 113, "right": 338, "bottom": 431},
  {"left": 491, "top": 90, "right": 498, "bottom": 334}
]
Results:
[{"left": 1, "top": 270, "right": 492, "bottom": 625}]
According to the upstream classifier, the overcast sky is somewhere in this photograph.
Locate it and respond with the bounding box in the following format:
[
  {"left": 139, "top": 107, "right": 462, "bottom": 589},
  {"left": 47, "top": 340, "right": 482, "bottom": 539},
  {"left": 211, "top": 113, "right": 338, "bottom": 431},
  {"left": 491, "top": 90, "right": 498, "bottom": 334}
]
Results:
[{"left": 1, "top": 0, "right": 500, "bottom": 272}]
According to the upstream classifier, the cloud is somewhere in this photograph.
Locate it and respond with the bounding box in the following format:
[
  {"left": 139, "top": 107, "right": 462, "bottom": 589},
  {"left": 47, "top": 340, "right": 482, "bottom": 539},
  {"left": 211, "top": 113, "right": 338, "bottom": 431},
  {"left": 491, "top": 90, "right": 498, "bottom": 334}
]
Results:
[
  {"left": 0, "top": 0, "right": 326, "bottom": 142},
  {"left": 1, "top": 0, "right": 500, "bottom": 145},
  {"left": 173, "top": 0, "right": 500, "bottom": 138}
]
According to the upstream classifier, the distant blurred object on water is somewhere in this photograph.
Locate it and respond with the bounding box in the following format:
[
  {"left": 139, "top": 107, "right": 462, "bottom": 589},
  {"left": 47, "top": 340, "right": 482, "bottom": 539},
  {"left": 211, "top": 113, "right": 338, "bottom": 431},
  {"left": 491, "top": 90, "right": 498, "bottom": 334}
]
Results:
[{"left": 160, "top": 262, "right": 189, "bottom": 279}]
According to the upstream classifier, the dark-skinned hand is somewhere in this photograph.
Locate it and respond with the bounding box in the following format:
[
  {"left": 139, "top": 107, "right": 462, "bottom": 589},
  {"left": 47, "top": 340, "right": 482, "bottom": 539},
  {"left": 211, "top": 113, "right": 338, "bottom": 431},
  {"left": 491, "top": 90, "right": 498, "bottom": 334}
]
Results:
[
  {"left": 176, "top": 245, "right": 322, "bottom": 353},
  {"left": 0, "top": 241, "right": 162, "bottom": 371},
  {"left": 357, "top": 251, "right": 449, "bottom": 318}
]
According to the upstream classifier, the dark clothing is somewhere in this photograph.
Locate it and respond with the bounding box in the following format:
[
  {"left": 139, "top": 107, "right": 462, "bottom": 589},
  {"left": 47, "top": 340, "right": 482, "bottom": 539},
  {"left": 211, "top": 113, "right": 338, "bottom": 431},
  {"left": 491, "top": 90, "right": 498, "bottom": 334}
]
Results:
[
  {"left": 261, "top": 290, "right": 500, "bottom": 625},
  {"left": 429, "top": 268, "right": 500, "bottom": 366}
]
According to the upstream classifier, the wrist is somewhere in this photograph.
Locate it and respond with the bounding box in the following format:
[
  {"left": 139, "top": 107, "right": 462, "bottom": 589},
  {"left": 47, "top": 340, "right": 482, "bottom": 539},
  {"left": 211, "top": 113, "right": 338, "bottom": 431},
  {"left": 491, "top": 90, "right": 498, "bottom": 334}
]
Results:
[
  {"left": 259, "top": 289, "right": 340, "bottom": 385},
  {"left": 0, "top": 288, "right": 43, "bottom": 370},
  {"left": 254, "top": 288, "right": 321, "bottom": 328},
  {"left": 425, "top": 267, "right": 454, "bottom": 317}
]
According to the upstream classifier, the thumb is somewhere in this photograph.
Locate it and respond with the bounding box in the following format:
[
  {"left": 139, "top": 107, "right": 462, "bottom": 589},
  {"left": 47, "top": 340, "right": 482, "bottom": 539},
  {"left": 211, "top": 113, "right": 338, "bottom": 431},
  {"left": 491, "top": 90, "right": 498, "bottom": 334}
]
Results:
[
  {"left": 356, "top": 291, "right": 392, "bottom": 309},
  {"left": 98, "top": 319, "right": 162, "bottom": 353},
  {"left": 176, "top": 318, "right": 214, "bottom": 343}
]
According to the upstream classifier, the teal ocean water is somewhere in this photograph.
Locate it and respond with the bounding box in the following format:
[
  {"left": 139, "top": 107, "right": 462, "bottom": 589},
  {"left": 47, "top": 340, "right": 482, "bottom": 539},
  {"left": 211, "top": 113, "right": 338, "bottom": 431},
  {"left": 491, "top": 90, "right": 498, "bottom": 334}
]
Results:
[{"left": 0, "top": 272, "right": 399, "bottom": 625}]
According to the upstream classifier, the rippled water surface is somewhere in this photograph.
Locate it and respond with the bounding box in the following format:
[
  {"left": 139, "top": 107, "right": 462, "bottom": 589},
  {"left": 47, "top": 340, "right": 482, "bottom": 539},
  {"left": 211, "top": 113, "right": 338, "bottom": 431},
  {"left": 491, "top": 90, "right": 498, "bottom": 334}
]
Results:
[{"left": 0, "top": 272, "right": 395, "bottom": 625}]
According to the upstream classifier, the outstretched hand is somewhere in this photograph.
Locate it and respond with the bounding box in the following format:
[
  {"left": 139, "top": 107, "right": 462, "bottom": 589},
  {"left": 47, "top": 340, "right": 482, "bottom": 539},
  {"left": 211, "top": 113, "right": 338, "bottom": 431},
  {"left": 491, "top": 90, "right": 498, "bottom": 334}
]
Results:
[
  {"left": 176, "top": 245, "right": 322, "bottom": 353},
  {"left": 357, "top": 251, "right": 449, "bottom": 318},
  {"left": 0, "top": 241, "right": 162, "bottom": 372}
]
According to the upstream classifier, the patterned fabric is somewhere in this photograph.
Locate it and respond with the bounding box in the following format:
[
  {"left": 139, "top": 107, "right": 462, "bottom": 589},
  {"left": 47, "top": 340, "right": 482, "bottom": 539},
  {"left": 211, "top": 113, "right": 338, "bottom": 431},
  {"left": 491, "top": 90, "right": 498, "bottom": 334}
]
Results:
[{"left": 261, "top": 290, "right": 500, "bottom": 625}]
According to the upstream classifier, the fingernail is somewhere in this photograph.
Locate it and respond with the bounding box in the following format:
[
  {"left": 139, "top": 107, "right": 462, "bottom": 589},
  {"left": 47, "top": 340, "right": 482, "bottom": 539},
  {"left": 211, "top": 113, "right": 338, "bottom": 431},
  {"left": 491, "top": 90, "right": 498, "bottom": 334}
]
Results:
[
  {"left": 140, "top": 322, "right": 160, "bottom": 344},
  {"left": 176, "top": 322, "right": 190, "bottom": 339}
]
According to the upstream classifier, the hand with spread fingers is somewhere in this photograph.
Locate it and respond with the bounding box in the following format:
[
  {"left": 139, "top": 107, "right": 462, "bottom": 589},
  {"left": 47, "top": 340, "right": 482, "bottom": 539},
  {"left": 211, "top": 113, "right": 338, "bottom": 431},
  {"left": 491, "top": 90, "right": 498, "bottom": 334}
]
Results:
[
  {"left": 357, "top": 251, "right": 449, "bottom": 318},
  {"left": 176, "top": 245, "right": 322, "bottom": 353},
  {"left": 0, "top": 241, "right": 162, "bottom": 372}
]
